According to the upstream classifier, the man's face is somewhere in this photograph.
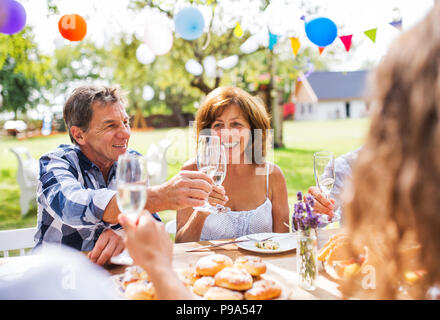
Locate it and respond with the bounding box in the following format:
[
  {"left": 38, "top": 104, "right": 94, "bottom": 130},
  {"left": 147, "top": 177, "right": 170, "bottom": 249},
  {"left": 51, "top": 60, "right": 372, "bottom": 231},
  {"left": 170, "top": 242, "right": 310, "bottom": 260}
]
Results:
[{"left": 79, "top": 102, "right": 131, "bottom": 168}]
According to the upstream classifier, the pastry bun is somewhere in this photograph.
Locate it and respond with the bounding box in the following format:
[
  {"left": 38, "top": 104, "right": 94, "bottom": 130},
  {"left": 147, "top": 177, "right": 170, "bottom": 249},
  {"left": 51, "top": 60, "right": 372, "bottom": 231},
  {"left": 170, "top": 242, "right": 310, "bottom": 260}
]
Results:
[
  {"left": 196, "top": 254, "right": 233, "bottom": 276},
  {"left": 234, "top": 255, "right": 267, "bottom": 276},
  {"left": 244, "top": 279, "right": 281, "bottom": 300},
  {"left": 214, "top": 267, "right": 253, "bottom": 291},
  {"left": 192, "top": 276, "right": 216, "bottom": 296},
  {"left": 204, "top": 286, "right": 244, "bottom": 300},
  {"left": 124, "top": 280, "right": 156, "bottom": 300}
]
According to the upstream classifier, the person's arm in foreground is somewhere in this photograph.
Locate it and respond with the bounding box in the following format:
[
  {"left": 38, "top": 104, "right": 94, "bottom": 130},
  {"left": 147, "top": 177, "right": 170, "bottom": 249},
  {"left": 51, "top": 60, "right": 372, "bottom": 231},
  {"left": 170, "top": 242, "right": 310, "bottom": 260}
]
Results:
[{"left": 118, "top": 212, "right": 193, "bottom": 300}]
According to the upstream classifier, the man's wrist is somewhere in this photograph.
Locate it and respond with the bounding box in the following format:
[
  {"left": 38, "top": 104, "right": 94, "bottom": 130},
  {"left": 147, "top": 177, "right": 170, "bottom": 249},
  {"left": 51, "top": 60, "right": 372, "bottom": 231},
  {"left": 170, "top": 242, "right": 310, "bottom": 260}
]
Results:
[{"left": 146, "top": 185, "right": 166, "bottom": 213}]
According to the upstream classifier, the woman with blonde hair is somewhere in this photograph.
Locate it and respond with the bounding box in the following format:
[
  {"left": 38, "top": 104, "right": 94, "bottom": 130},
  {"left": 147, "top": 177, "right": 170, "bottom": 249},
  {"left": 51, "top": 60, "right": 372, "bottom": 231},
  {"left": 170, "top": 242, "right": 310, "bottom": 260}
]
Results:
[
  {"left": 176, "top": 87, "right": 289, "bottom": 242},
  {"left": 340, "top": 3, "right": 440, "bottom": 299}
]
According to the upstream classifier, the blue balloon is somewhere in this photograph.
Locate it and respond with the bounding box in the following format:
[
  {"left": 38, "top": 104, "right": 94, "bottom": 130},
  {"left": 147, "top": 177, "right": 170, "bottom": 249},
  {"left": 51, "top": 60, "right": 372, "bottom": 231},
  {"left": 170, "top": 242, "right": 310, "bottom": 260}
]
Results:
[
  {"left": 305, "top": 17, "right": 338, "bottom": 47},
  {"left": 174, "top": 7, "right": 205, "bottom": 41}
]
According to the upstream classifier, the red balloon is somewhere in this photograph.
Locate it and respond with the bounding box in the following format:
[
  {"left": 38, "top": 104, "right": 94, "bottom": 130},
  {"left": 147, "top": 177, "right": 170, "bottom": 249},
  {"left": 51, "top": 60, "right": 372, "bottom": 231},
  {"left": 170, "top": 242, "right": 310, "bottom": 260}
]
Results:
[{"left": 58, "top": 14, "right": 87, "bottom": 41}]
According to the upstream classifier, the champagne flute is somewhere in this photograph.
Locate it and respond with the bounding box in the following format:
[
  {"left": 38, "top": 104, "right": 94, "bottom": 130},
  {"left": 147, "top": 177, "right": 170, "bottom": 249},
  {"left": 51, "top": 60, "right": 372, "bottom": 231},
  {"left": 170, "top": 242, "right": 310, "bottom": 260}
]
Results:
[
  {"left": 193, "top": 135, "right": 220, "bottom": 212},
  {"left": 212, "top": 145, "right": 230, "bottom": 213},
  {"left": 116, "top": 153, "right": 149, "bottom": 222},
  {"left": 314, "top": 151, "right": 337, "bottom": 224}
]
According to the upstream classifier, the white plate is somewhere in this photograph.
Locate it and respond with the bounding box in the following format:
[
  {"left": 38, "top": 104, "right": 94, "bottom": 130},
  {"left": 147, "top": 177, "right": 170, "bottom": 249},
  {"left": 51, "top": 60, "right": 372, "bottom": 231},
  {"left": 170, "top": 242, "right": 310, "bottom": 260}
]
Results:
[
  {"left": 235, "top": 232, "right": 296, "bottom": 254},
  {"left": 109, "top": 250, "right": 133, "bottom": 265}
]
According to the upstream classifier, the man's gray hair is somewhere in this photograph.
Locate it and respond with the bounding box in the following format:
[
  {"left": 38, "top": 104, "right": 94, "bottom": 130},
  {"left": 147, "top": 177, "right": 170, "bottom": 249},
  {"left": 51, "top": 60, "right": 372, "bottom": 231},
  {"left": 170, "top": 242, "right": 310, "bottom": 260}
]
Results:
[{"left": 63, "top": 85, "right": 127, "bottom": 145}]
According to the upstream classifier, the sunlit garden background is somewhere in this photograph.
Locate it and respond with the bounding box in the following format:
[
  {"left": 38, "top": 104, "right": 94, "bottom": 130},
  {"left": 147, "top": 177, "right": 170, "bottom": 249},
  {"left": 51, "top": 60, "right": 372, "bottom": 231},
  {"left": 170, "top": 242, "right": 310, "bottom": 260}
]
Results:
[{"left": 0, "top": 0, "right": 433, "bottom": 232}]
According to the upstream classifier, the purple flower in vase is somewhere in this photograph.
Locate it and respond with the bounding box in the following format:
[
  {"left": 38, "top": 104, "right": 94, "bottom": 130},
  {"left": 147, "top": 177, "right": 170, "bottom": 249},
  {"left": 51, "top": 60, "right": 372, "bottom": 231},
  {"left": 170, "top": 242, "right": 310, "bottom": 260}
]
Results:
[{"left": 292, "top": 191, "right": 322, "bottom": 231}]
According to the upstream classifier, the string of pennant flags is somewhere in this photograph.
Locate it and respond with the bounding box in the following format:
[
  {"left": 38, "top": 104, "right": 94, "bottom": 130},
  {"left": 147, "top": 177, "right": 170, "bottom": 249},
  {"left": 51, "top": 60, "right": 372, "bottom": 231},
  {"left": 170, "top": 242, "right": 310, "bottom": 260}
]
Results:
[{"left": 281, "top": 18, "right": 402, "bottom": 56}]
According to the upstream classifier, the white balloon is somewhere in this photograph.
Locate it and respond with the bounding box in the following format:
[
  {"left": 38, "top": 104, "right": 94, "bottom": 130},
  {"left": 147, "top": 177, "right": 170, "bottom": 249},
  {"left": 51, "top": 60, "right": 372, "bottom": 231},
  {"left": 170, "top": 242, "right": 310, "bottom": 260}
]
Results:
[
  {"left": 185, "top": 59, "right": 203, "bottom": 76},
  {"left": 217, "top": 55, "right": 239, "bottom": 70},
  {"left": 136, "top": 44, "right": 156, "bottom": 65},
  {"left": 240, "top": 35, "right": 259, "bottom": 54},
  {"left": 144, "top": 19, "right": 173, "bottom": 56},
  {"left": 142, "top": 85, "right": 155, "bottom": 101},
  {"left": 203, "top": 56, "right": 217, "bottom": 78}
]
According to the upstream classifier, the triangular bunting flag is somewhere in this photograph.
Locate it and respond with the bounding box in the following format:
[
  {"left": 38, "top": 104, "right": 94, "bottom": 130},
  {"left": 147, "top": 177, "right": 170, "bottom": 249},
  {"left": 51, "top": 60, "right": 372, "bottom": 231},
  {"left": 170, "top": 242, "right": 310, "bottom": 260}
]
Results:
[
  {"left": 364, "top": 28, "right": 377, "bottom": 43},
  {"left": 268, "top": 32, "right": 279, "bottom": 51},
  {"left": 318, "top": 47, "right": 325, "bottom": 55},
  {"left": 339, "top": 35, "right": 353, "bottom": 52},
  {"left": 290, "top": 37, "right": 300, "bottom": 56},
  {"left": 389, "top": 19, "right": 402, "bottom": 31},
  {"left": 234, "top": 22, "right": 243, "bottom": 37}
]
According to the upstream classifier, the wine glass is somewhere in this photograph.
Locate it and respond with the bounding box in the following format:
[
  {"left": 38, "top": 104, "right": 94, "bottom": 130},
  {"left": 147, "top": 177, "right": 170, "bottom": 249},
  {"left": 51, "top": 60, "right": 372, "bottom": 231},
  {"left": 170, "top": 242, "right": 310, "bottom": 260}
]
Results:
[
  {"left": 116, "top": 153, "right": 149, "bottom": 222},
  {"left": 193, "top": 135, "right": 220, "bottom": 212},
  {"left": 313, "top": 151, "right": 338, "bottom": 224},
  {"left": 212, "top": 145, "right": 230, "bottom": 213}
]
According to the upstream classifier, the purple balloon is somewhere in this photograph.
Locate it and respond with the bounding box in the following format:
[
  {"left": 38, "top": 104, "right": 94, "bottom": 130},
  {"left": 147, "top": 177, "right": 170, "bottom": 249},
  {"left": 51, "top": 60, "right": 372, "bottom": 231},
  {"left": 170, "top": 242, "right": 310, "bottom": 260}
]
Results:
[{"left": 0, "top": 0, "right": 27, "bottom": 35}]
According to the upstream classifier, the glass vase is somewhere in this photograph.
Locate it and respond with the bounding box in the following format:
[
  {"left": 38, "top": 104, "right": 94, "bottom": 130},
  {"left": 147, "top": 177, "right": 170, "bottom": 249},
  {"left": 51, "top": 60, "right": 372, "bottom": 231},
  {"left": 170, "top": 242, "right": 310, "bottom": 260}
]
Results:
[{"left": 296, "top": 228, "right": 318, "bottom": 291}]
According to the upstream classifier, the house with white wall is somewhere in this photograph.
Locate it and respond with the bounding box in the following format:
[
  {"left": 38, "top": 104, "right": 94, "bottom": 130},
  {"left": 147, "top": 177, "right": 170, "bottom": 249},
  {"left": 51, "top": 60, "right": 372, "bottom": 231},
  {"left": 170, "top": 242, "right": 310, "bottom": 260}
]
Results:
[{"left": 292, "top": 70, "right": 370, "bottom": 121}]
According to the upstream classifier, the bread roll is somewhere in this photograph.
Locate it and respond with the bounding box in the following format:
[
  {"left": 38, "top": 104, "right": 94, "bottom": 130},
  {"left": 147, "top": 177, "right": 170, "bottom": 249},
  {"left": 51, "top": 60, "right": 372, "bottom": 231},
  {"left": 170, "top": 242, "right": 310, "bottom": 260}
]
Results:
[
  {"left": 124, "top": 280, "right": 156, "bottom": 300},
  {"left": 204, "top": 287, "right": 244, "bottom": 300},
  {"left": 193, "top": 276, "right": 216, "bottom": 296},
  {"left": 214, "top": 267, "right": 253, "bottom": 291},
  {"left": 196, "top": 254, "right": 233, "bottom": 276},
  {"left": 244, "top": 279, "right": 282, "bottom": 300},
  {"left": 234, "top": 256, "right": 267, "bottom": 276}
]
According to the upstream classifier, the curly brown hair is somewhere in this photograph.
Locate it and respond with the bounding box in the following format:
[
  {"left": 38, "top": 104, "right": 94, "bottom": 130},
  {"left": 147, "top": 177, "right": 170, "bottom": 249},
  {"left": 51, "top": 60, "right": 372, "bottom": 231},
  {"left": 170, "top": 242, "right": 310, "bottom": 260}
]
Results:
[{"left": 341, "top": 4, "right": 440, "bottom": 299}]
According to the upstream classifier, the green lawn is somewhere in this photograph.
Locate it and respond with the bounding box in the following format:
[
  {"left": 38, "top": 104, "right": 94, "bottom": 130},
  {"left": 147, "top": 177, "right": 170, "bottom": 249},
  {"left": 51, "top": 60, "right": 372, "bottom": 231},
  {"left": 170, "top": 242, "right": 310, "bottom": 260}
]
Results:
[{"left": 0, "top": 118, "right": 369, "bottom": 231}]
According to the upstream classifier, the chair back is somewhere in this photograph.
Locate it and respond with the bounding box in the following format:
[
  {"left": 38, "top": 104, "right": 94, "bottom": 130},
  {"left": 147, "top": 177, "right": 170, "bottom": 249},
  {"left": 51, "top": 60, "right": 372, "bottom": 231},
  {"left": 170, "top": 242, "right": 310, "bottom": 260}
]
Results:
[{"left": 0, "top": 227, "right": 37, "bottom": 257}]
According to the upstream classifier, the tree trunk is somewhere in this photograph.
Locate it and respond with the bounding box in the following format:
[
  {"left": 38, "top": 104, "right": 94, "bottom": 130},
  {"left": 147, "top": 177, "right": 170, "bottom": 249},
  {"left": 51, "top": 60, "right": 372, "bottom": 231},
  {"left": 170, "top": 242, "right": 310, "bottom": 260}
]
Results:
[
  {"left": 169, "top": 101, "right": 186, "bottom": 127},
  {"left": 268, "top": 50, "right": 284, "bottom": 148}
]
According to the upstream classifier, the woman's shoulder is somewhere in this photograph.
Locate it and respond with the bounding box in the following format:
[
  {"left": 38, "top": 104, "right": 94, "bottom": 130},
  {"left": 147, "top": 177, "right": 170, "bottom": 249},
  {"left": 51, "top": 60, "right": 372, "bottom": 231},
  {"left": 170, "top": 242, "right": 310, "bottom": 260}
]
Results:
[
  {"left": 181, "top": 158, "right": 197, "bottom": 171},
  {"left": 266, "top": 162, "right": 285, "bottom": 179}
]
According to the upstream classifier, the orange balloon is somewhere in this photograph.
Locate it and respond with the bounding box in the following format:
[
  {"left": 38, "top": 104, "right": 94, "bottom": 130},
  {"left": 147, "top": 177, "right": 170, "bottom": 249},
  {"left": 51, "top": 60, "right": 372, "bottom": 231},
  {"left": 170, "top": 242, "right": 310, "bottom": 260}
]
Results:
[{"left": 58, "top": 14, "right": 87, "bottom": 41}]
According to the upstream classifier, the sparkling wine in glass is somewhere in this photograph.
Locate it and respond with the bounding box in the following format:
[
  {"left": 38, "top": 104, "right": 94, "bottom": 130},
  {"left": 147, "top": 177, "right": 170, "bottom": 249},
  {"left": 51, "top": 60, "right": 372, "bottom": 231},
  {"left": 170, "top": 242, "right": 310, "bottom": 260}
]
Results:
[
  {"left": 193, "top": 135, "right": 220, "bottom": 212},
  {"left": 314, "top": 151, "right": 337, "bottom": 224},
  {"left": 313, "top": 151, "right": 335, "bottom": 199},
  {"left": 116, "top": 153, "right": 148, "bottom": 221},
  {"left": 213, "top": 145, "right": 230, "bottom": 213}
]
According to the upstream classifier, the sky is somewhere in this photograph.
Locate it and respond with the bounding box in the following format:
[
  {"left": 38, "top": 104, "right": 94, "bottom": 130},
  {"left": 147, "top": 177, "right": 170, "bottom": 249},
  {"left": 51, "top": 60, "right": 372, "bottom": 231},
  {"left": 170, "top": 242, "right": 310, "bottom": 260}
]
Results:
[{"left": 20, "top": 0, "right": 435, "bottom": 71}]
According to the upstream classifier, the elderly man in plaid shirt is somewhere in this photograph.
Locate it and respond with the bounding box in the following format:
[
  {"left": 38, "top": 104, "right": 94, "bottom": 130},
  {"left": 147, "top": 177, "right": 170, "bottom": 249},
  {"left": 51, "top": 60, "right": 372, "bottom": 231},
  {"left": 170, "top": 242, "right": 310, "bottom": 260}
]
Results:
[{"left": 35, "top": 85, "right": 227, "bottom": 265}]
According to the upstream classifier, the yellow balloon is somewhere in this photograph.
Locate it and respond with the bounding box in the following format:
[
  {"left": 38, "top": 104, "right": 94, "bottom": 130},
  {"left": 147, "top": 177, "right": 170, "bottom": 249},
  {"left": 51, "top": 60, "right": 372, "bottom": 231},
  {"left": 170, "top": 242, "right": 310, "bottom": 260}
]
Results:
[{"left": 234, "top": 22, "right": 243, "bottom": 38}]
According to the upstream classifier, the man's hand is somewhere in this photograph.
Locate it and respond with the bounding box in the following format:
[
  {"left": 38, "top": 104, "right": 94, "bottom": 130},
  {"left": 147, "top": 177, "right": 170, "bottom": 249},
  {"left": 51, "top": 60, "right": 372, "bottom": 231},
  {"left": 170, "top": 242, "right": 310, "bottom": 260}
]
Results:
[
  {"left": 308, "top": 186, "right": 335, "bottom": 217},
  {"left": 148, "top": 170, "right": 214, "bottom": 212},
  {"left": 88, "top": 229, "right": 125, "bottom": 266},
  {"left": 118, "top": 211, "right": 173, "bottom": 275}
]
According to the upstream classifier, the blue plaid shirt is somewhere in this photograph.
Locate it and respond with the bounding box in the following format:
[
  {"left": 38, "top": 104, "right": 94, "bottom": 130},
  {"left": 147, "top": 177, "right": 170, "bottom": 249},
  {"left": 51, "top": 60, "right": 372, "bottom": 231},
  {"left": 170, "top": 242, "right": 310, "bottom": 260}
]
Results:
[{"left": 35, "top": 144, "right": 160, "bottom": 251}]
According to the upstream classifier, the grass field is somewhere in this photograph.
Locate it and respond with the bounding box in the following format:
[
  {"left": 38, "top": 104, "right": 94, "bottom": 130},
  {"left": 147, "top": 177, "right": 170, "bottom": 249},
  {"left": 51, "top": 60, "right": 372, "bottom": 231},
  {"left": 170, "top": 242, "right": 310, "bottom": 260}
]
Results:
[{"left": 0, "top": 118, "right": 370, "bottom": 231}]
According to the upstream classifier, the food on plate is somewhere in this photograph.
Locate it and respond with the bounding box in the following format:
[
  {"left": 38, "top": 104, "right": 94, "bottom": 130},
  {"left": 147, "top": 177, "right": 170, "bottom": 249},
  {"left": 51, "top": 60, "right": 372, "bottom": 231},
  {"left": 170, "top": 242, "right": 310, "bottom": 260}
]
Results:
[
  {"left": 195, "top": 254, "right": 233, "bottom": 276},
  {"left": 255, "top": 239, "right": 279, "bottom": 250},
  {"left": 318, "top": 233, "right": 368, "bottom": 280},
  {"left": 244, "top": 279, "right": 282, "bottom": 300},
  {"left": 124, "top": 280, "right": 157, "bottom": 300},
  {"left": 234, "top": 255, "right": 267, "bottom": 276},
  {"left": 204, "top": 286, "right": 244, "bottom": 300},
  {"left": 192, "top": 276, "right": 216, "bottom": 296},
  {"left": 214, "top": 267, "right": 253, "bottom": 291}
]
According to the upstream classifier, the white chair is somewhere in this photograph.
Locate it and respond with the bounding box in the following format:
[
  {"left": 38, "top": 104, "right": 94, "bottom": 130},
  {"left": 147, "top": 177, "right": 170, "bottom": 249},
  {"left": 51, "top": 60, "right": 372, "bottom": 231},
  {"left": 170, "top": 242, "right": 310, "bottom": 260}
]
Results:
[
  {"left": 0, "top": 227, "right": 37, "bottom": 257},
  {"left": 145, "top": 138, "right": 173, "bottom": 186},
  {"left": 10, "top": 147, "right": 39, "bottom": 216},
  {"left": 165, "top": 219, "right": 176, "bottom": 236}
]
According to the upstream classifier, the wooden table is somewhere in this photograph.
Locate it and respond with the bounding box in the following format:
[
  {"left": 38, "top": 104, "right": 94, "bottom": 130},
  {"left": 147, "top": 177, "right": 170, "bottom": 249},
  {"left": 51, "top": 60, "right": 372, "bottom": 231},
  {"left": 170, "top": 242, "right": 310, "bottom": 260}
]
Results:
[
  {"left": 0, "top": 228, "right": 343, "bottom": 300},
  {"left": 106, "top": 227, "right": 343, "bottom": 300}
]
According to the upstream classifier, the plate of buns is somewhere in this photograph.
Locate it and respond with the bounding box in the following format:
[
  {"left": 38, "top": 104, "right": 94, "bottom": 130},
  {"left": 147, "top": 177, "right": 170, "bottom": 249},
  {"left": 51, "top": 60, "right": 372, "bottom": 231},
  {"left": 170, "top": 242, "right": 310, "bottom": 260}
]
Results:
[
  {"left": 179, "top": 254, "right": 287, "bottom": 300},
  {"left": 235, "top": 233, "right": 296, "bottom": 254}
]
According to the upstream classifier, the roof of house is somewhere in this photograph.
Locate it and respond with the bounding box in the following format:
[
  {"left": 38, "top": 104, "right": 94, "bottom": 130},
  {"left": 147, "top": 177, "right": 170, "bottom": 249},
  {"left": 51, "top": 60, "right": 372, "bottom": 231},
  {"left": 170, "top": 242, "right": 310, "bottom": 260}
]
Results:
[{"left": 304, "top": 70, "right": 370, "bottom": 101}]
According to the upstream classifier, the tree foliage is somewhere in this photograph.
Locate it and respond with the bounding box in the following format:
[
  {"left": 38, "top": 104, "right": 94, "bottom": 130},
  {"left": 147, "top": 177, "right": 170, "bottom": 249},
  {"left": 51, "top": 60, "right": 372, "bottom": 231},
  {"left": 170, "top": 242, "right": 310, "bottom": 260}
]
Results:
[{"left": 0, "top": 27, "right": 51, "bottom": 118}]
